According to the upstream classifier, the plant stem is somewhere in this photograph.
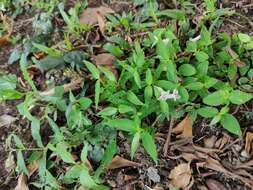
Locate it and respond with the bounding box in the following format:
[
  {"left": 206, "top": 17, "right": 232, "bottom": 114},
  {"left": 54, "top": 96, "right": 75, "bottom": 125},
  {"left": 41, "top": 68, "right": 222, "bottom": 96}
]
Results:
[{"left": 163, "top": 117, "right": 175, "bottom": 156}]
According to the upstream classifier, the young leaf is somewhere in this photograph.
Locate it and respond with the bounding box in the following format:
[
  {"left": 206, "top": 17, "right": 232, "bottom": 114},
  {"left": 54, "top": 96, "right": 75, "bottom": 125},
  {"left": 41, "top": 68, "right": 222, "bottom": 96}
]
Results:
[
  {"left": 203, "top": 90, "right": 228, "bottom": 106},
  {"left": 17, "top": 151, "right": 29, "bottom": 176},
  {"left": 54, "top": 142, "right": 75, "bottom": 164},
  {"left": 220, "top": 114, "right": 242, "bottom": 135},
  {"left": 84, "top": 61, "right": 100, "bottom": 80},
  {"left": 197, "top": 107, "right": 218, "bottom": 118},
  {"left": 80, "top": 167, "right": 98, "bottom": 189},
  {"left": 106, "top": 119, "right": 134, "bottom": 132},
  {"left": 238, "top": 33, "right": 251, "bottom": 43},
  {"left": 131, "top": 132, "right": 140, "bottom": 159},
  {"left": 141, "top": 131, "right": 157, "bottom": 163},
  {"left": 229, "top": 90, "right": 252, "bottom": 105},
  {"left": 195, "top": 51, "right": 209, "bottom": 63},
  {"left": 146, "top": 69, "right": 153, "bottom": 86},
  {"left": 127, "top": 91, "right": 144, "bottom": 106},
  {"left": 97, "top": 107, "right": 117, "bottom": 116},
  {"left": 178, "top": 64, "right": 196, "bottom": 76}
]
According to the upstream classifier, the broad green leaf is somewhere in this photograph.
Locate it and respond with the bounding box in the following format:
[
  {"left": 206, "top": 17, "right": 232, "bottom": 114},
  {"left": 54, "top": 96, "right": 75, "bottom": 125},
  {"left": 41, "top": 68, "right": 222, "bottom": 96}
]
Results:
[
  {"left": 220, "top": 114, "right": 242, "bottom": 135},
  {"left": 127, "top": 91, "right": 144, "bottom": 106},
  {"left": 141, "top": 131, "right": 157, "bottom": 163},
  {"left": 197, "top": 107, "right": 218, "bottom": 118},
  {"left": 178, "top": 64, "right": 196, "bottom": 76},
  {"left": 238, "top": 33, "right": 251, "bottom": 43},
  {"left": 203, "top": 90, "right": 228, "bottom": 106},
  {"left": 79, "top": 97, "right": 92, "bottom": 110},
  {"left": 80, "top": 168, "right": 97, "bottom": 188},
  {"left": 103, "top": 43, "right": 123, "bottom": 57},
  {"left": 131, "top": 132, "right": 140, "bottom": 159},
  {"left": 84, "top": 61, "right": 100, "bottom": 79},
  {"left": 195, "top": 51, "right": 209, "bottom": 62},
  {"left": 54, "top": 142, "right": 75, "bottom": 164},
  {"left": 229, "top": 90, "right": 252, "bottom": 105},
  {"left": 98, "top": 107, "right": 117, "bottom": 116},
  {"left": 144, "top": 85, "right": 153, "bottom": 103},
  {"left": 0, "top": 74, "right": 17, "bottom": 89},
  {"left": 36, "top": 55, "right": 65, "bottom": 70},
  {"left": 17, "top": 151, "right": 29, "bottom": 176},
  {"left": 185, "top": 82, "right": 204, "bottom": 90},
  {"left": 106, "top": 119, "right": 134, "bottom": 132},
  {"left": 118, "top": 104, "right": 136, "bottom": 113},
  {"left": 65, "top": 165, "right": 83, "bottom": 179},
  {"left": 8, "top": 49, "right": 21, "bottom": 64},
  {"left": 0, "top": 89, "right": 24, "bottom": 101},
  {"left": 101, "top": 140, "right": 117, "bottom": 165}
]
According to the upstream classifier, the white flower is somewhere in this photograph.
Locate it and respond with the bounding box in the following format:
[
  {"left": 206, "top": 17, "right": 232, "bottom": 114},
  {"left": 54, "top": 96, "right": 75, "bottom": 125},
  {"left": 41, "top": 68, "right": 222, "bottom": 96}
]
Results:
[
  {"left": 159, "top": 89, "right": 180, "bottom": 101},
  {"left": 190, "top": 35, "right": 201, "bottom": 42}
]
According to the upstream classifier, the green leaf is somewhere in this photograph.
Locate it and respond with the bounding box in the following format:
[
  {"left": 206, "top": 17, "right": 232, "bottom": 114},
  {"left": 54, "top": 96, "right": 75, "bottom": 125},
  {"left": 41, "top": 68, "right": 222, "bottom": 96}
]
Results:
[
  {"left": 131, "top": 132, "right": 140, "bottom": 159},
  {"left": 65, "top": 165, "right": 83, "bottom": 179},
  {"left": 81, "top": 143, "right": 89, "bottom": 162},
  {"left": 101, "top": 140, "right": 117, "bottom": 165},
  {"left": 11, "top": 134, "right": 25, "bottom": 149},
  {"left": 103, "top": 43, "right": 123, "bottom": 57},
  {"left": 195, "top": 51, "right": 209, "bottom": 62},
  {"left": 0, "top": 89, "right": 24, "bottom": 101},
  {"left": 99, "top": 66, "right": 116, "bottom": 82},
  {"left": 95, "top": 80, "right": 101, "bottom": 109},
  {"left": 17, "top": 150, "right": 29, "bottom": 176},
  {"left": 238, "top": 33, "right": 251, "bottom": 43},
  {"left": 98, "top": 107, "right": 117, "bottom": 116},
  {"left": 133, "top": 70, "right": 142, "bottom": 89},
  {"left": 31, "top": 119, "right": 43, "bottom": 147},
  {"left": 79, "top": 97, "right": 92, "bottom": 110},
  {"left": 145, "top": 69, "right": 153, "bottom": 86},
  {"left": 127, "top": 91, "right": 144, "bottom": 106},
  {"left": 185, "top": 82, "right": 204, "bottom": 90},
  {"left": 144, "top": 85, "right": 153, "bottom": 103},
  {"left": 229, "top": 90, "right": 253, "bottom": 105},
  {"left": 0, "top": 74, "right": 17, "bottom": 89},
  {"left": 33, "top": 42, "right": 61, "bottom": 57},
  {"left": 118, "top": 104, "right": 136, "bottom": 113},
  {"left": 8, "top": 49, "right": 21, "bottom": 64},
  {"left": 141, "top": 131, "right": 157, "bottom": 163},
  {"left": 36, "top": 55, "right": 65, "bottom": 70},
  {"left": 80, "top": 167, "right": 97, "bottom": 188},
  {"left": 178, "top": 64, "right": 196, "bottom": 76},
  {"left": 220, "top": 114, "right": 242, "bottom": 135},
  {"left": 197, "top": 107, "right": 219, "bottom": 118},
  {"left": 54, "top": 142, "right": 75, "bottom": 164},
  {"left": 203, "top": 90, "right": 228, "bottom": 106},
  {"left": 84, "top": 61, "right": 100, "bottom": 80},
  {"left": 106, "top": 119, "right": 134, "bottom": 132}
]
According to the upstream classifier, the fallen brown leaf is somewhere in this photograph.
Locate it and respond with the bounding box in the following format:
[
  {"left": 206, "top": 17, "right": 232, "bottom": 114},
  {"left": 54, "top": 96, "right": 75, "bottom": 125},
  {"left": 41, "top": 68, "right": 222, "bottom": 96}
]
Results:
[
  {"left": 206, "top": 179, "right": 227, "bottom": 190},
  {"left": 106, "top": 155, "right": 141, "bottom": 169},
  {"left": 5, "top": 153, "right": 15, "bottom": 172},
  {"left": 97, "top": 13, "right": 106, "bottom": 35},
  {"left": 172, "top": 114, "right": 192, "bottom": 138},
  {"left": 14, "top": 173, "right": 29, "bottom": 190},
  {"left": 226, "top": 47, "right": 245, "bottom": 67},
  {"left": 80, "top": 6, "right": 114, "bottom": 26},
  {"left": 204, "top": 136, "right": 217, "bottom": 148},
  {"left": 245, "top": 132, "right": 253, "bottom": 156},
  {"left": 94, "top": 53, "right": 116, "bottom": 66},
  {"left": 169, "top": 163, "right": 192, "bottom": 189}
]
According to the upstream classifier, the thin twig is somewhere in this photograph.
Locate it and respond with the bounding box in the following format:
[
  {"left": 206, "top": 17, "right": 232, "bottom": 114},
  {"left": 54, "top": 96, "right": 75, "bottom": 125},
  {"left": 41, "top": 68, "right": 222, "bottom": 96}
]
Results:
[{"left": 163, "top": 117, "right": 175, "bottom": 156}]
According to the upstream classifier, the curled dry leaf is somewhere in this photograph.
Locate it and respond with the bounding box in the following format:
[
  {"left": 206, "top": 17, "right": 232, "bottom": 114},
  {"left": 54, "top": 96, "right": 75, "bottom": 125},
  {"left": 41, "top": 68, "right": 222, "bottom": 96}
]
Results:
[
  {"left": 106, "top": 155, "right": 141, "bottom": 170},
  {"left": 245, "top": 132, "right": 253, "bottom": 156},
  {"left": 172, "top": 114, "right": 192, "bottom": 138},
  {"left": 0, "top": 13, "right": 13, "bottom": 46},
  {"left": 0, "top": 114, "right": 16, "bottom": 128},
  {"left": 169, "top": 163, "right": 192, "bottom": 189},
  {"left": 80, "top": 6, "right": 114, "bottom": 26},
  {"left": 14, "top": 173, "right": 29, "bottom": 190}
]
